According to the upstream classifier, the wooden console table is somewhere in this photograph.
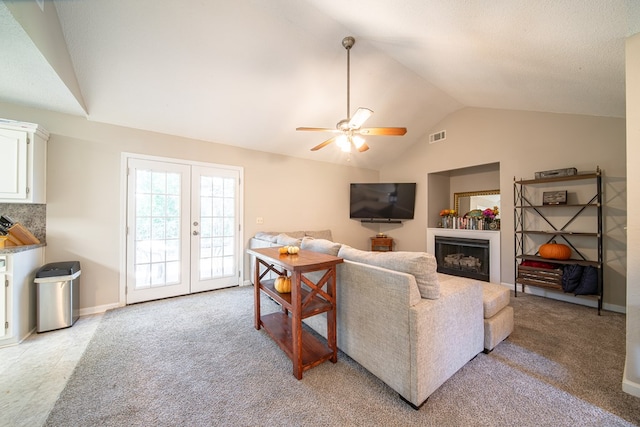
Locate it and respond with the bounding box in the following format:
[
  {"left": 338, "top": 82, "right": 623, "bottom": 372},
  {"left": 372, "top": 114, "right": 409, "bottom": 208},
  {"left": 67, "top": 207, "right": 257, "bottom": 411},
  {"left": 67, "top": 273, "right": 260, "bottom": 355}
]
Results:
[{"left": 247, "top": 247, "right": 343, "bottom": 379}]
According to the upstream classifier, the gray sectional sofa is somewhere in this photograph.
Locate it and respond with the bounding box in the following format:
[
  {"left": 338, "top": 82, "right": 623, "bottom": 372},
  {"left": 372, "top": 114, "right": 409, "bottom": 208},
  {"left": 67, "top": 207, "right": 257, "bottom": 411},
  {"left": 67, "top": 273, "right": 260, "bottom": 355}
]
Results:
[{"left": 248, "top": 230, "right": 513, "bottom": 408}]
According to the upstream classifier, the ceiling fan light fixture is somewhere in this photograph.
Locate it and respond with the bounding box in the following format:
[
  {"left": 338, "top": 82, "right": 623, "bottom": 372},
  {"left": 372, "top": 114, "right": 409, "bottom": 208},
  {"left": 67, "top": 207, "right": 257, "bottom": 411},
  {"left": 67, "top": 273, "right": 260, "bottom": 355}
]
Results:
[
  {"left": 352, "top": 135, "right": 365, "bottom": 149},
  {"left": 336, "top": 134, "right": 351, "bottom": 152},
  {"left": 337, "top": 119, "right": 350, "bottom": 132}
]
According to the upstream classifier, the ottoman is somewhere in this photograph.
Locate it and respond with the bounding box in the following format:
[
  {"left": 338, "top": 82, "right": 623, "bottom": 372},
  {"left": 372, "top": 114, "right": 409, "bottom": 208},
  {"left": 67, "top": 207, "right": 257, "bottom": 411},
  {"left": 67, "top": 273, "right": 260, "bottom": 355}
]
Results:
[{"left": 481, "top": 282, "right": 514, "bottom": 352}]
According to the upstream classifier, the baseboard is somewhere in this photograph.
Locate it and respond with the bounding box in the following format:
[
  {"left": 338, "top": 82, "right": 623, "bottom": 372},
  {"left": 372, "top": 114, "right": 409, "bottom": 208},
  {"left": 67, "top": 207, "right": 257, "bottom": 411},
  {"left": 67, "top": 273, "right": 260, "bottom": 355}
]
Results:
[
  {"left": 500, "top": 282, "right": 626, "bottom": 314},
  {"left": 80, "top": 283, "right": 254, "bottom": 317},
  {"left": 623, "top": 366, "right": 640, "bottom": 398},
  {"left": 79, "top": 302, "right": 123, "bottom": 317}
]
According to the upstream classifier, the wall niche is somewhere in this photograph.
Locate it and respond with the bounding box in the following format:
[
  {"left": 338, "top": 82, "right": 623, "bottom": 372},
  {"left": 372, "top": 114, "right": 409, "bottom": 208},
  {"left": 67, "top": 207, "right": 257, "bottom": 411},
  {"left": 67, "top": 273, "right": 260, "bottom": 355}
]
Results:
[{"left": 427, "top": 162, "right": 500, "bottom": 228}]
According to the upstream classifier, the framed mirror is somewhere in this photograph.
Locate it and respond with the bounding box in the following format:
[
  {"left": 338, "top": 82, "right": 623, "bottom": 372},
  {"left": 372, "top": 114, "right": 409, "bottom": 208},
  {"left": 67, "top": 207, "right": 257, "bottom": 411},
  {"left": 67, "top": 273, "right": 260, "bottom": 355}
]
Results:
[{"left": 454, "top": 189, "right": 500, "bottom": 216}]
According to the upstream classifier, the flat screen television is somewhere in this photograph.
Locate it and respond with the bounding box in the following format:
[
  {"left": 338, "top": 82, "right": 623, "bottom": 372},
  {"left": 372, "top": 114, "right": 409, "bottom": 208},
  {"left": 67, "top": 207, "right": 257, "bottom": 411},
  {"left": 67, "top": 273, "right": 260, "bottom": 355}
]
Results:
[{"left": 350, "top": 183, "right": 417, "bottom": 221}]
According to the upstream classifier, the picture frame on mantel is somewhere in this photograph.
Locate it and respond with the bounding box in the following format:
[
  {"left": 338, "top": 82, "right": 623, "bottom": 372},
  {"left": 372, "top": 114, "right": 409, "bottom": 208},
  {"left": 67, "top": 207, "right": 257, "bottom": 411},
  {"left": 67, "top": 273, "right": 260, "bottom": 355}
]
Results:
[{"left": 542, "top": 190, "right": 567, "bottom": 205}]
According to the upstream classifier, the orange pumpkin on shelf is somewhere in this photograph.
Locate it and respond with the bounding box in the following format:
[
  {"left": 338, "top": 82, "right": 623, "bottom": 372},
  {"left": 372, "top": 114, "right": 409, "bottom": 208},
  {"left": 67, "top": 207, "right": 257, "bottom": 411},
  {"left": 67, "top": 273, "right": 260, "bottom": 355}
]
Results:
[
  {"left": 538, "top": 241, "right": 571, "bottom": 260},
  {"left": 274, "top": 275, "right": 292, "bottom": 293}
]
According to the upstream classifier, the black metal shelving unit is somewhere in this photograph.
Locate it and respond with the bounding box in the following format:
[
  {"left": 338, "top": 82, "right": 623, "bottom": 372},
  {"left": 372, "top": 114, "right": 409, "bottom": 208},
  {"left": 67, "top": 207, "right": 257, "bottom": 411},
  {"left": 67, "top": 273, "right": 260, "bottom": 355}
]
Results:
[{"left": 513, "top": 167, "right": 603, "bottom": 314}]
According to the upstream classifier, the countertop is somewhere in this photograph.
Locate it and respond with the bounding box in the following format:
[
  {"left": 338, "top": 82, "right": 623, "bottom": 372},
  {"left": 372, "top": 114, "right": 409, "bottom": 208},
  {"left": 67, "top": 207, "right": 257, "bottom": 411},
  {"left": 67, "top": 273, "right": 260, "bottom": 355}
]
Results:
[{"left": 0, "top": 242, "right": 46, "bottom": 254}]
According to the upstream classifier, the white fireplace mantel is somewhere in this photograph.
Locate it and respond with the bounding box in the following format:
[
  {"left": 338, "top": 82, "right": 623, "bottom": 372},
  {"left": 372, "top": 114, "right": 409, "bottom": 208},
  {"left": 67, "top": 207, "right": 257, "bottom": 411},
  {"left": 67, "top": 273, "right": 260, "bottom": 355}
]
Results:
[{"left": 427, "top": 228, "right": 501, "bottom": 283}]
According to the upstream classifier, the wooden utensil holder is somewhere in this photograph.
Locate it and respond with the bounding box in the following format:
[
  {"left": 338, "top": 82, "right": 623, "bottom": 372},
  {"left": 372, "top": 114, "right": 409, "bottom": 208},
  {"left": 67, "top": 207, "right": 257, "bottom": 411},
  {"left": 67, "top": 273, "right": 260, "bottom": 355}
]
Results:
[{"left": 8, "top": 224, "right": 40, "bottom": 245}]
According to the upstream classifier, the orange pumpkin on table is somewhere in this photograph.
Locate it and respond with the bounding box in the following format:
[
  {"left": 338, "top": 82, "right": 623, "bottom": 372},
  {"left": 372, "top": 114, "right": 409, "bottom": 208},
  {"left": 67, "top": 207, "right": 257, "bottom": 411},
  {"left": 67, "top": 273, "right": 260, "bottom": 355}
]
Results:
[{"left": 539, "top": 241, "right": 571, "bottom": 260}]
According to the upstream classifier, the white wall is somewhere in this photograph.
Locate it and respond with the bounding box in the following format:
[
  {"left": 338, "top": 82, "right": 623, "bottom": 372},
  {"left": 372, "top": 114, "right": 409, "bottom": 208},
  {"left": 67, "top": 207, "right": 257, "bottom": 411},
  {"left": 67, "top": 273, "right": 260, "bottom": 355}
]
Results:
[
  {"left": 0, "top": 102, "right": 378, "bottom": 312},
  {"left": 623, "top": 32, "right": 640, "bottom": 398},
  {"left": 380, "top": 107, "right": 627, "bottom": 310}
]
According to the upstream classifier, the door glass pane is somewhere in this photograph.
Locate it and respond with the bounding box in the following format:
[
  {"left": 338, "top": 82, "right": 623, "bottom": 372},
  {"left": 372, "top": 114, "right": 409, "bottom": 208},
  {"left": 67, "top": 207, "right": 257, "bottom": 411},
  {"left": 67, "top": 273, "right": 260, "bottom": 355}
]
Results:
[
  {"left": 134, "top": 169, "right": 182, "bottom": 289},
  {"left": 199, "top": 175, "right": 235, "bottom": 280}
]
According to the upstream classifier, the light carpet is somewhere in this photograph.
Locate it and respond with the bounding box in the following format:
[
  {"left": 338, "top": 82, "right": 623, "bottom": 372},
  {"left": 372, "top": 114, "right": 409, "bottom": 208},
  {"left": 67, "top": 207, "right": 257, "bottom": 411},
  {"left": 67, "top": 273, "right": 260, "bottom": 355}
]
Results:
[{"left": 45, "top": 286, "right": 640, "bottom": 426}]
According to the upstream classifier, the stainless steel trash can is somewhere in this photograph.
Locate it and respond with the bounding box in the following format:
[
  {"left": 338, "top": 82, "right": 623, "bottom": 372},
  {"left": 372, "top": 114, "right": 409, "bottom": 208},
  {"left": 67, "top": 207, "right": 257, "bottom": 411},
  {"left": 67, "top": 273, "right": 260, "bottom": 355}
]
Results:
[{"left": 35, "top": 261, "right": 81, "bottom": 333}]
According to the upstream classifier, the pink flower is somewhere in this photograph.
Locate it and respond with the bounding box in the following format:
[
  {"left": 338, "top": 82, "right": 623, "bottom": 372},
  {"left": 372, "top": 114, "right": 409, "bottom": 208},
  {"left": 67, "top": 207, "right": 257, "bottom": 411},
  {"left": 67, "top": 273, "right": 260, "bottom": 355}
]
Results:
[{"left": 482, "top": 207, "right": 498, "bottom": 220}]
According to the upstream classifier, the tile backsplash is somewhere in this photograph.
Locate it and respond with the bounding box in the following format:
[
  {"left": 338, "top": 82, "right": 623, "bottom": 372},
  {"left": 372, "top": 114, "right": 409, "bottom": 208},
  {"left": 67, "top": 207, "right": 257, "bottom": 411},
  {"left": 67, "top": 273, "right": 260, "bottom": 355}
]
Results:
[{"left": 0, "top": 203, "right": 46, "bottom": 242}]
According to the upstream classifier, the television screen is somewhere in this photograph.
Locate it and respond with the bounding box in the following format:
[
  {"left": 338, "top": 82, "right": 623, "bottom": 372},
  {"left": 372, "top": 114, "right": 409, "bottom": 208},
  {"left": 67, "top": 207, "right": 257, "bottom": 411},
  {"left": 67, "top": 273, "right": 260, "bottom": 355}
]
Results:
[{"left": 350, "top": 183, "right": 417, "bottom": 220}]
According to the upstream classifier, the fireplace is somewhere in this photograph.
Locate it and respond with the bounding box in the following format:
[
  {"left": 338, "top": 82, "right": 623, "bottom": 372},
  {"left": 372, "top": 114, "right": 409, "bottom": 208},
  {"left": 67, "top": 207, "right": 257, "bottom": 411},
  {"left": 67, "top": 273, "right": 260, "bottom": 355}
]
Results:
[{"left": 435, "top": 236, "right": 490, "bottom": 282}]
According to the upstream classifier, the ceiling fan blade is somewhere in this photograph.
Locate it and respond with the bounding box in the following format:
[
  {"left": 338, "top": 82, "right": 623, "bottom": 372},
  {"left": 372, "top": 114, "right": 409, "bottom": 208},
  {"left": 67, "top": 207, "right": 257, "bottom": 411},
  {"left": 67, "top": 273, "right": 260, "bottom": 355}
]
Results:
[
  {"left": 310, "top": 136, "right": 338, "bottom": 151},
  {"left": 359, "top": 127, "right": 407, "bottom": 136},
  {"left": 357, "top": 142, "right": 370, "bottom": 152},
  {"left": 348, "top": 107, "right": 373, "bottom": 129},
  {"left": 296, "top": 127, "right": 338, "bottom": 132}
]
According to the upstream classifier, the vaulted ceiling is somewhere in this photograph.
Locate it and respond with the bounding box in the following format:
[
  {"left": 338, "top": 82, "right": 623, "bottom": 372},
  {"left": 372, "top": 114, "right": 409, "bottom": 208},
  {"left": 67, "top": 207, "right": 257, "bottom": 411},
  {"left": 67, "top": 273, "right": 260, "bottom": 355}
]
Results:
[{"left": 1, "top": 0, "right": 639, "bottom": 169}]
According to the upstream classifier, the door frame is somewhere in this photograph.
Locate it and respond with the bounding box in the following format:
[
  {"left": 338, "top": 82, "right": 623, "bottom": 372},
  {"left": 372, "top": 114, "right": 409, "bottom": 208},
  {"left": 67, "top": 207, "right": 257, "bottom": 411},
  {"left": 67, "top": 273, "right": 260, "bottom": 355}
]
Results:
[{"left": 119, "top": 152, "right": 244, "bottom": 306}]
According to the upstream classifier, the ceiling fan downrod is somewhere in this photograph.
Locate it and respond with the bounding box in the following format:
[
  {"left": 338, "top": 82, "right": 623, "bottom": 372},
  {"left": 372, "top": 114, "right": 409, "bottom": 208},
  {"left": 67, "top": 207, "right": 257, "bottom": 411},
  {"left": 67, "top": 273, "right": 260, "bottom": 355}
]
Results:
[{"left": 342, "top": 36, "right": 355, "bottom": 121}]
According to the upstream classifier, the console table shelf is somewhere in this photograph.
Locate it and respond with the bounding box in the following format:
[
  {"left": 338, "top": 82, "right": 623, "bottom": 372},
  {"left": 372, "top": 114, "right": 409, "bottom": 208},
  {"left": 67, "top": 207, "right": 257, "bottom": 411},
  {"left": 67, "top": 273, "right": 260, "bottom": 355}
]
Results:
[
  {"left": 259, "top": 278, "right": 334, "bottom": 318},
  {"left": 259, "top": 311, "right": 334, "bottom": 370}
]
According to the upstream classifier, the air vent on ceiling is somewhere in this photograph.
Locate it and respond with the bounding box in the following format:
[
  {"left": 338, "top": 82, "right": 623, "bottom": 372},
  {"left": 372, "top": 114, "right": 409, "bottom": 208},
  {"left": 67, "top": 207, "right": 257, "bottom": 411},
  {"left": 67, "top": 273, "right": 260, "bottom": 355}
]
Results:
[{"left": 429, "top": 130, "right": 446, "bottom": 144}]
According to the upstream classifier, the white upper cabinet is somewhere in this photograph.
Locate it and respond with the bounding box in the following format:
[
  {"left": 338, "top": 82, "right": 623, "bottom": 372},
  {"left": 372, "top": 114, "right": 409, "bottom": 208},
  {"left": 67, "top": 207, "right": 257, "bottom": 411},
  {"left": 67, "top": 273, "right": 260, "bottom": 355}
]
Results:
[{"left": 0, "top": 120, "right": 48, "bottom": 203}]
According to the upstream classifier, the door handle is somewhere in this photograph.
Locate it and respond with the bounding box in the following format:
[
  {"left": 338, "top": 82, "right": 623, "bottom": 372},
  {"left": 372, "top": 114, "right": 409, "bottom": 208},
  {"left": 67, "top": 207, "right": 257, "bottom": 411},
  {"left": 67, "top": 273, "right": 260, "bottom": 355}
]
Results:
[{"left": 193, "top": 230, "right": 199, "bottom": 236}]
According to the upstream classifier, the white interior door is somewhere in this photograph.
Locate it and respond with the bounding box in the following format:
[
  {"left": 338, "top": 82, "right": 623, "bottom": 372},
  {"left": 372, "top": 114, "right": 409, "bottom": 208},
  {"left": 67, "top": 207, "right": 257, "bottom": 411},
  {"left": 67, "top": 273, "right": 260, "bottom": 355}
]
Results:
[
  {"left": 126, "top": 157, "right": 241, "bottom": 304},
  {"left": 191, "top": 166, "right": 240, "bottom": 292}
]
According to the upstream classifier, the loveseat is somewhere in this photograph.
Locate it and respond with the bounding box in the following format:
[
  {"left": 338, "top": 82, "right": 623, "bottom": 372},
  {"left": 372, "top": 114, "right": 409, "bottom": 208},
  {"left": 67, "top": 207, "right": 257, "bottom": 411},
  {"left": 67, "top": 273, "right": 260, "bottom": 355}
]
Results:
[{"left": 248, "top": 231, "right": 513, "bottom": 408}]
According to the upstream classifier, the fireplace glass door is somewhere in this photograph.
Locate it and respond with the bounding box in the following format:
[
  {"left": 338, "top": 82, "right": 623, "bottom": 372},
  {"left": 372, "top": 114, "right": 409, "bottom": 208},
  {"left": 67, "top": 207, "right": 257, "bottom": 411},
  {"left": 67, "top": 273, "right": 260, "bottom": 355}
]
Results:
[{"left": 435, "top": 236, "right": 490, "bottom": 282}]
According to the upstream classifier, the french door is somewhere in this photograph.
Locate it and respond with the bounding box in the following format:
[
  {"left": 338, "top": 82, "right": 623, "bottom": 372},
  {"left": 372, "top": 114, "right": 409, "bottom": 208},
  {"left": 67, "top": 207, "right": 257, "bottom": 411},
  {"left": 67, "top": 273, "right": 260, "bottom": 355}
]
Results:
[{"left": 125, "top": 157, "right": 241, "bottom": 304}]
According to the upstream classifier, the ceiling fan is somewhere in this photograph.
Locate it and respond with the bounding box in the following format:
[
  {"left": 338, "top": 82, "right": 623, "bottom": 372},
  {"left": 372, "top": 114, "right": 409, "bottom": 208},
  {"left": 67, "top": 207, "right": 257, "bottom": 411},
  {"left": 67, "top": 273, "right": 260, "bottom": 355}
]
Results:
[{"left": 296, "top": 36, "right": 407, "bottom": 153}]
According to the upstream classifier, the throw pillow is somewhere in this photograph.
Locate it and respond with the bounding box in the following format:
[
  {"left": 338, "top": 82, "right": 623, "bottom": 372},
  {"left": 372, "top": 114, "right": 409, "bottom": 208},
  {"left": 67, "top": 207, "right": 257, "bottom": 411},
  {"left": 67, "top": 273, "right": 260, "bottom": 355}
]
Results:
[
  {"left": 304, "top": 230, "right": 333, "bottom": 241},
  {"left": 269, "top": 231, "right": 305, "bottom": 239},
  {"left": 337, "top": 245, "right": 440, "bottom": 299},
  {"left": 254, "top": 232, "right": 279, "bottom": 243},
  {"left": 301, "top": 237, "right": 341, "bottom": 256},
  {"left": 276, "top": 233, "right": 302, "bottom": 247}
]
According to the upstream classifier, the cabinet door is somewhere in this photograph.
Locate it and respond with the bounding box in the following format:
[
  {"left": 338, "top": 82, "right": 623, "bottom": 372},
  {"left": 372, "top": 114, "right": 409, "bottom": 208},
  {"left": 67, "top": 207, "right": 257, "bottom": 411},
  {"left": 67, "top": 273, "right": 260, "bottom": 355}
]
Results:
[
  {"left": 0, "top": 272, "right": 5, "bottom": 339},
  {"left": 0, "top": 128, "right": 28, "bottom": 201}
]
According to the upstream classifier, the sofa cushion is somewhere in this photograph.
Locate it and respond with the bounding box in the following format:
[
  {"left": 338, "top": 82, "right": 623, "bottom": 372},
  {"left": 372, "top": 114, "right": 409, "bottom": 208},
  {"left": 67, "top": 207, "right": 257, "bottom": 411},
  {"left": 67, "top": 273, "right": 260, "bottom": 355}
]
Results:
[
  {"left": 266, "top": 231, "right": 304, "bottom": 239},
  {"left": 301, "top": 237, "right": 342, "bottom": 256},
  {"left": 276, "top": 233, "right": 302, "bottom": 247},
  {"left": 484, "top": 306, "right": 514, "bottom": 351},
  {"left": 304, "top": 229, "right": 333, "bottom": 241},
  {"left": 253, "top": 232, "right": 279, "bottom": 243},
  {"left": 480, "top": 282, "right": 511, "bottom": 319},
  {"left": 284, "top": 231, "right": 306, "bottom": 239},
  {"left": 337, "top": 245, "right": 440, "bottom": 299}
]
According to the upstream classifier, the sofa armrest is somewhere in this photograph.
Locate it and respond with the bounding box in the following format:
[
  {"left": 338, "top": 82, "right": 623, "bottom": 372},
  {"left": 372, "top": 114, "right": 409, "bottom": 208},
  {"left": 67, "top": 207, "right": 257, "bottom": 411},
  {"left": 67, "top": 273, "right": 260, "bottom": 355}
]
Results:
[
  {"left": 408, "top": 278, "right": 484, "bottom": 405},
  {"left": 334, "top": 260, "right": 421, "bottom": 399}
]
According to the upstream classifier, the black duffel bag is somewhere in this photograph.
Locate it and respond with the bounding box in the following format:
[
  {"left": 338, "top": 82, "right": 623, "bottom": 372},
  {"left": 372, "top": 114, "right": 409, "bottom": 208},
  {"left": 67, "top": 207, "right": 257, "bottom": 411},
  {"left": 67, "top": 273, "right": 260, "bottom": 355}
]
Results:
[
  {"left": 562, "top": 264, "right": 583, "bottom": 293},
  {"left": 574, "top": 265, "right": 599, "bottom": 295}
]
